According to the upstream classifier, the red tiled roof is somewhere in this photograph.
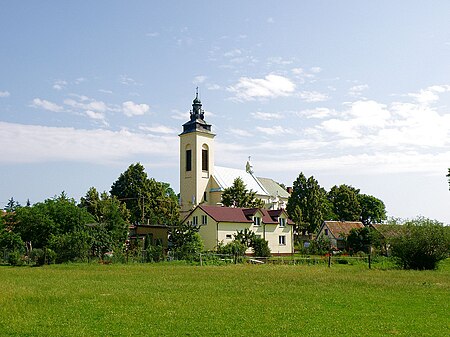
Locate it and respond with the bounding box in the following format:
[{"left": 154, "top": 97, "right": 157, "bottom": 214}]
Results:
[
  {"left": 198, "top": 205, "right": 293, "bottom": 225},
  {"left": 324, "top": 221, "right": 364, "bottom": 238},
  {"left": 200, "top": 205, "right": 253, "bottom": 223}
]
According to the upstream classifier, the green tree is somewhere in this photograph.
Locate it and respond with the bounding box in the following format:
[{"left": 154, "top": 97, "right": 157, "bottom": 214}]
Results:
[
  {"left": 234, "top": 228, "right": 256, "bottom": 248},
  {"left": 287, "top": 173, "right": 327, "bottom": 234},
  {"left": 251, "top": 237, "right": 271, "bottom": 257},
  {"left": 169, "top": 221, "right": 203, "bottom": 260},
  {"left": 447, "top": 168, "right": 450, "bottom": 190},
  {"left": 345, "top": 227, "right": 381, "bottom": 254},
  {"left": 358, "top": 194, "right": 387, "bottom": 225},
  {"left": 80, "top": 187, "right": 130, "bottom": 245},
  {"left": 221, "top": 177, "right": 264, "bottom": 208},
  {"left": 4, "top": 197, "right": 20, "bottom": 212},
  {"left": 327, "top": 184, "right": 361, "bottom": 221},
  {"left": 390, "top": 217, "right": 450, "bottom": 270},
  {"left": 110, "top": 163, "right": 179, "bottom": 224}
]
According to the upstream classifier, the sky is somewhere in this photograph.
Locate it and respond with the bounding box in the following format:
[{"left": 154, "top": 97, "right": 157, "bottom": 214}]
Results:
[{"left": 1, "top": 1, "right": 449, "bottom": 224}]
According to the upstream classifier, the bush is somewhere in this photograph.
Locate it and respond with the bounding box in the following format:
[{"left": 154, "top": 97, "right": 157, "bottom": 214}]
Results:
[
  {"left": 252, "top": 237, "right": 271, "bottom": 257},
  {"left": 29, "top": 248, "right": 57, "bottom": 266},
  {"left": 390, "top": 217, "right": 450, "bottom": 270},
  {"left": 8, "top": 251, "right": 24, "bottom": 266},
  {"left": 217, "top": 240, "right": 247, "bottom": 263}
]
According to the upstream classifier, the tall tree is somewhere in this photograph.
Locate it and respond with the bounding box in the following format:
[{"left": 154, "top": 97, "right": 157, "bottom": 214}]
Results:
[
  {"left": 286, "top": 173, "right": 327, "bottom": 234},
  {"left": 447, "top": 168, "right": 450, "bottom": 190},
  {"left": 110, "top": 163, "right": 179, "bottom": 224},
  {"left": 327, "top": 184, "right": 361, "bottom": 221},
  {"left": 358, "top": 194, "right": 386, "bottom": 225},
  {"left": 80, "top": 187, "right": 130, "bottom": 244},
  {"left": 4, "top": 197, "right": 20, "bottom": 212},
  {"left": 221, "top": 177, "right": 264, "bottom": 208}
]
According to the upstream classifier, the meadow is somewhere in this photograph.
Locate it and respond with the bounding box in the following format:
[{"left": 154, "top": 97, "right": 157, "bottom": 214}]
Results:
[{"left": 0, "top": 261, "right": 449, "bottom": 336}]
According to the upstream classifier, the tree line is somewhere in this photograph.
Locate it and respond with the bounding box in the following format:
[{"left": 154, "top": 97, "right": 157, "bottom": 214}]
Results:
[{"left": 286, "top": 172, "right": 386, "bottom": 235}]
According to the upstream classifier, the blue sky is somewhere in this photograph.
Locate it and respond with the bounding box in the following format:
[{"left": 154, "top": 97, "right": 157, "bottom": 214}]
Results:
[{"left": 1, "top": 1, "right": 449, "bottom": 223}]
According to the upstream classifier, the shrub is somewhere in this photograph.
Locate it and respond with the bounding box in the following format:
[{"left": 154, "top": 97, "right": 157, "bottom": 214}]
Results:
[
  {"left": 390, "top": 217, "right": 450, "bottom": 270},
  {"left": 29, "top": 248, "right": 57, "bottom": 266},
  {"left": 252, "top": 237, "right": 271, "bottom": 257},
  {"left": 217, "top": 240, "right": 247, "bottom": 263},
  {"left": 8, "top": 251, "right": 24, "bottom": 266}
]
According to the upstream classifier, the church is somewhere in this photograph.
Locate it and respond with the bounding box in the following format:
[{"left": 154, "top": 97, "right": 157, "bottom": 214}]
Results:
[
  {"left": 179, "top": 92, "right": 291, "bottom": 214},
  {"left": 179, "top": 92, "right": 294, "bottom": 254}
]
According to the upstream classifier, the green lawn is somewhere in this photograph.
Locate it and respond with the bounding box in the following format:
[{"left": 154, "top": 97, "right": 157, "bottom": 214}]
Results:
[{"left": 0, "top": 262, "right": 449, "bottom": 336}]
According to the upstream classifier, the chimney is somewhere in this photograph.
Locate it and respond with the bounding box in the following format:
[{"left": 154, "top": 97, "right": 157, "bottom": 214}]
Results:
[{"left": 286, "top": 186, "right": 293, "bottom": 194}]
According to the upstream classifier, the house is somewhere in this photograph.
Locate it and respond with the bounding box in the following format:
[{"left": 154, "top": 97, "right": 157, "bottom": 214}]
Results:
[
  {"left": 316, "top": 221, "right": 364, "bottom": 250},
  {"left": 128, "top": 223, "right": 170, "bottom": 249},
  {"left": 182, "top": 204, "right": 294, "bottom": 255},
  {"left": 370, "top": 223, "right": 403, "bottom": 255},
  {"left": 179, "top": 92, "right": 290, "bottom": 216}
]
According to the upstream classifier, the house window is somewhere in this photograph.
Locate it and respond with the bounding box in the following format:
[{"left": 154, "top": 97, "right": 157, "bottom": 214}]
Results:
[
  {"left": 279, "top": 217, "right": 286, "bottom": 227},
  {"left": 201, "top": 215, "right": 207, "bottom": 225},
  {"left": 253, "top": 216, "right": 261, "bottom": 226},
  {"left": 186, "top": 149, "right": 192, "bottom": 171},
  {"left": 279, "top": 235, "right": 286, "bottom": 245},
  {"left": 226, "top": 234, "right": 232, "bottom": 240},
  {"left": 202, "top": 148, "right": 208, "bottom": 171},
  {"left": 203, "top": 191, "right": 207, "bottom": 202},
  {"left": 192, "top": 216, "right": 198, "bottom": 226},
  {"left": 324, "top": 229, "right": 329, "bottom": 236}
]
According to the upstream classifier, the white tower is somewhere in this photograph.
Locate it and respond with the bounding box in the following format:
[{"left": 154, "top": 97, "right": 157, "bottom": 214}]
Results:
[{"left": 179, "top": 91, "right": 215, "bottom": 214}]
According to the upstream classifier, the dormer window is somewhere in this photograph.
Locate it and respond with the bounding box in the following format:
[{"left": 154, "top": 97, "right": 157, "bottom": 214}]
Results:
[
  {"left": 253, "top": 216, "right": 261, "bottom": 226},
  {"left": 279, "top": 217, "right": 286, "bottom": 227}
]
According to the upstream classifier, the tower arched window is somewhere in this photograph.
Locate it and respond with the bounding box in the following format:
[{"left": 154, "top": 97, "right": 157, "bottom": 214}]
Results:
[
  {"left": 185, "top": 145, "right": 192, "bottom": 172},
  {"left": 202, "top": 144, "right": 209, "bottom": 171}
]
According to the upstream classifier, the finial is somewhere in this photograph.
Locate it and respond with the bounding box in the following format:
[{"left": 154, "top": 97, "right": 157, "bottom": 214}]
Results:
[{"left": 196, "top": 87, "right": 199, "bottom": 99}]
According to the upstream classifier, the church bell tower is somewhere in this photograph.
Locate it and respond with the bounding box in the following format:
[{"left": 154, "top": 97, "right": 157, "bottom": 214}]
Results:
[{"left": 179, "top": 90, "right": 215, "bottom": 213}]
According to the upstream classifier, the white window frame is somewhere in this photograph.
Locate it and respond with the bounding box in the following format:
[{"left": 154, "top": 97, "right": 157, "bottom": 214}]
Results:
[
  {"left": 279, "top": 217, "right": 286, "bottom": 227},
  {"left": 192, "top": 216, "right": 198, "bottom": 226},
  {"left": 201, "top": 215, "right": 207, "bottom": 225},
  {"left": 225, "top": 234, "right": 233, "bottom": 240},
  {"left": 253, "top": 216, "right": 261, "bottom": 227},
  {"left": 279, "top": 235, "right": 286, "bottom": 246}
]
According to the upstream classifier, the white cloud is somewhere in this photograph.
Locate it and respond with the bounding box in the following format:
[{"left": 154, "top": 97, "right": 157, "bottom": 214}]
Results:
[
  {"left": 64, "top": 97, "right": 110, "bottom": 113},
  {"left": 85, "top": 110, "right": 109, "bottom": 126},
  {"left": 193, "top": 75, "right": 207, "bottom": 84},
  {"left": 226, "top": 128, "right": 253, "bottom": 137},
  {"left": 99, "top": 89, "right": 113, "bottom": 94},
  {"left": 120, "top": 75, "right": 139, "bottom": 86},
  {"left": 408, "top": 85, "right": 450, "bottom": 105},
  {"left": 224, "top": 49, "right": 242, "bottom": 58},
  {"left": 122, "top": 101, "right": 150, "bottom": 117},
  {"left": 207, "top": 84, "right": 221, "bottom": 90},
  {"left": 297, "top": 108, "right": 336, "bottom": 119},
  {"left": 267, "top": 17, "right": 275, "bottom": 24},
  {"left": 310, "top": 67, "right": 322, "bottom": 73},
  {"left": 227, "top": 74, "right": 296, "bottom": 101},
  {"left": 139, "top": 124, "right": 177, "bottom": 134},
  {"left": 0, "top": 91, "right": 10, "bottom": 97},
  {"left": 299, "top": 91, "right": 329, "bottom": 102},
  {"left": 53, "top": 80, "right": 67, "bottom": 91},
  {"left": 0, "top": 122, "right": 177, "bottom": 165},
  {"left": 31, "top": 98, "right": 64, "bottom": 112},
  {"left": 348, "top": 84, "right": 369, "bottom": 97},
  {"left": 256, "top": 125, "right": 293, "bottom": 136},
  {"left": 251, "top": 111, "right": 283, "bottom": 120},
  {"left": 146, "top": 32, "right": 159, "bottom": 37},
  {"left": 291, "top": 68, "right": 304, "bottom": 75}
]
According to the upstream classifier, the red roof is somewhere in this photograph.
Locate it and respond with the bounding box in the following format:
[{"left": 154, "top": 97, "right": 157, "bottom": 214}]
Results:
[
  {"left": 200, "top": 205, "right": 252, "bottom": 223},
  {"left": 197, "top": 205, "right": 293, "bottom": 225},
  {"left": 323, "top": 221, "right": 364, "bottom": 238}
]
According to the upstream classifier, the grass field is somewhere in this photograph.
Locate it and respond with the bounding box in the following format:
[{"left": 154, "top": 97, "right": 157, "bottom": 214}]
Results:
[{"left": 1, "top": 261, "right": 449, "bottom": 336}]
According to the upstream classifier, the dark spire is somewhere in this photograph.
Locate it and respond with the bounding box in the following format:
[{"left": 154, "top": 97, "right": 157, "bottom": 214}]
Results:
[
  {"left": 181, "top": 89, "right": 212, "bottom": 135},
  {"left": 190, "top": 87, "right": 204, "bottom": 121}
]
